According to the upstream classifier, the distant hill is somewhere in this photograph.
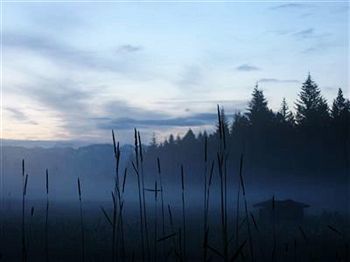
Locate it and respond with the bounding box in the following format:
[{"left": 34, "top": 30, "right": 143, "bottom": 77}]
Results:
[{"left": 2, "top": 144, "right": 133, "bottom": 200}]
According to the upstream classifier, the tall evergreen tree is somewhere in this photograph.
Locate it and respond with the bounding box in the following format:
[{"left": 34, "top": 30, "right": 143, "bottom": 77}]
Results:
[
  {"left": 295, "top": 74, "right": 329, "bottom": 126},
  {"left": 246, "top": 85, "right": 273, "bottom": 125},
  {"left": 277, "top": 98, "right": 294, "bottom": 125},
  {"left": 331, "top": 88, "right": 349, "bottom": 120}
]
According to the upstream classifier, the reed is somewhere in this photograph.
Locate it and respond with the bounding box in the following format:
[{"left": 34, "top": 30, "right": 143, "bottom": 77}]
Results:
[
  {"left": 216, "top": 105, "right": 229, "bottom": 262},
  {"left": 131, "top": 160, "right": 145, "bottom": 261},
  {"left": 77, "top": 178, "right": 85, "bottom": 262},
  {"left": 203, "top": 135, "right": 208, "bottom": 262},
  {"left": 45, "top": 169, "right": 49, "bottom": 262},
  {"left": 138, "top": 131, "right": 151, "bottom": 261},
  {"left": 180, "top": 165, "right": 186, "bottom": 261},
  {"left": 157, "top": 158, "right": 165, "bottom": 241},
  {"left": 21, "top": 159, "right": 28, "bottom": 262},
  {"left": 154, "top": 181, "right": 158, "bottom": 262},
  {"left": 111, "top": 192, "right": 117, "bottom": 261}
]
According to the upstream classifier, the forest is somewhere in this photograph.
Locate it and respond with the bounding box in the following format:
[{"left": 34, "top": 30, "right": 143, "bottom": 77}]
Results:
[{"left": 143, "top": 74, "right": 349, "bottom": 186}]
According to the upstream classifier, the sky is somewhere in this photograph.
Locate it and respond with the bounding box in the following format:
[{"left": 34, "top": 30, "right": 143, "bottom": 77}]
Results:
[{"left": 1, "top": 1, "right": 349, "bottom": 144}]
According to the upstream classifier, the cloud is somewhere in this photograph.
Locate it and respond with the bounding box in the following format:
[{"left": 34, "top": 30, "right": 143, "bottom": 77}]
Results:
[
  {"left": 94, "top": 113, "right": 218, "bottom": 130},
  {"left": 236, "top": 64, "right": 261, "bottom": 72},
  {"left": 3, "top": 31, "right": 140, "bottom": 73},
  {"left": 5, "top": 107, "right": 38, "bottom": 125},
  {"left": 293, "top": 28, "right": 331, "bottom": 40},
  {"left": 117, "top": 44, "right": 142, "bottom": 53},
  {"left": 293, "top": 28, "right": 315, "bottom": 39},
  {"left": 258, "top": 78, "right": 299, "bottom": 84},
  {"left": 270, "top": 4, "right": 310, "bottom": 10}
]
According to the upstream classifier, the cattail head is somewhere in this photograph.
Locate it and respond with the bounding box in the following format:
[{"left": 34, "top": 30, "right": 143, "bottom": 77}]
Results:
[
  {"left": 46, "top": 169, "right": 49, "bottom": 195},
  {"left": 112, "top": 130, "right": 117, "bottom": 157},
  {"left": 208, "top": 161, "right": 215, "bottom": 187},
  {"left": 22, "top": 159, "right": 25, "bottom": 177},
  {"left": 239, "top": 154, "right": 246, "bottom": 196},
  {"left": 77, "top": 178, "right": 82, "bottom": 200},
  {"left": 138, "top": 131, "right": 143, "bottom": 163},
  {"left": 181, "top": 165, "right": 184, "bottom": 191},
  {"left": 157, "top": 157, "right": 161, "bottom": 174},
  {"left": 23, "top": 174, "right": 28, "bottom": 196},
  {"left": 204, "top": 135, "right": 208, "bottom": 163},
  {"left": 134, "top": 129, "right": 139, "bottom": 167},
  {"left": 217, "top": 105, "right": 222, "bottom": 140}
]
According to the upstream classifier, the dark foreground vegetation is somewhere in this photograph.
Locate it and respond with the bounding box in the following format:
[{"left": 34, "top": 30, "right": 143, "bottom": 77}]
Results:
[{"left": 0, "top": 75, "right": 349, "bottom": 261}]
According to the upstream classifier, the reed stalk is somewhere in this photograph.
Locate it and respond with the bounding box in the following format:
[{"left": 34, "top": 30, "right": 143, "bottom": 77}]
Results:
[
  {"left": 45, "top": 169, "right": 49, "bottom": 262},
  {"left": 77, "top": 178, "right": 85, "bottom": 262}
]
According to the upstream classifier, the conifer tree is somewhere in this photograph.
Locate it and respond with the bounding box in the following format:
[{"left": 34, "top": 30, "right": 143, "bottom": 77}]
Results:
[
  {"left": 331, "top": 88, "right": 349, "bottom": 120},
  {"left": 246, "top": 85, "right": 273, "bottom": 125},
  {"left": 295, "top": 74, "right": 329, "bottom": 126}
]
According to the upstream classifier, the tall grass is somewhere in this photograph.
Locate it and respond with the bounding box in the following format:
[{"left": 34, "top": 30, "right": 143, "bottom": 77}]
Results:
[
  {"left": 138, "top": 131, "right": 151, "bottom": 261},
  {"left": 77, "top": 177, "right": 85, "bottom": 262},
  {"left": 180, "top": 165, "right": 186, "bottom": 261},
  {"left": 45, "top": 169, "right": 49, "bottom": 262},
  {"left": 21, "top": 159, "right": 28, "bottom": 262}
]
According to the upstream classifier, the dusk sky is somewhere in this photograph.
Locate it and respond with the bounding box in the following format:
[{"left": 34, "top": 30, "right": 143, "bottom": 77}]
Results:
[{"left": 2, "top": 1, "right": 348, "bottom": 144}]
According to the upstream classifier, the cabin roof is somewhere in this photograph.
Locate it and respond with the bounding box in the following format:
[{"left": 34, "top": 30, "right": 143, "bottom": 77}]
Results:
[{"left": 253, "top": 199, "right": 310, "bottom": 208}]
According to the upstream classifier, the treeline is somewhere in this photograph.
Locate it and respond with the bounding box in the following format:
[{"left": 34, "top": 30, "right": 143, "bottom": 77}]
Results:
[{"left": 143, "top": 74, "right": 349, "bottom": 184}]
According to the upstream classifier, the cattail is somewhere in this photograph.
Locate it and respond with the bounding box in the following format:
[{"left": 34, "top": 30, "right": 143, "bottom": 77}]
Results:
[
  {"left": 157, "top": 157, "right": 166, "bottom": 259},
  {"left": 138, "top": 131, "right": 150, "bottom": 261},
  {"left": 157, "top": 158, "right": 165, "bottom": 237},
  {"left": 180, "top": 165, "right": 186, "bottom": 261},
  {"left": 45, "top": 169, "right": 49, "bottom": 262},
  {"left": 203, "top": 135, "right": 208, "bottom": 262},
  {"left": 111, "top": 192, "right": 117, "bottom": 261},
  {"left": 77, "top": 178, "right": 85, "bottom": 262},
  {"left": 21, "top": 160, "right": 27, "bottom": 262},
  {"left": 132, "top": 161, "right": 145, "bottom": 261},
  {"left": 154, "top": 181, "right": 158, "bottom": 262}
]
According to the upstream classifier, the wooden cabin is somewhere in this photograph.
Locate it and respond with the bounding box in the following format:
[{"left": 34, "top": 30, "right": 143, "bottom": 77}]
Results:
[{"left": 253, "top": 199, "right": 309, "bottom": 223}]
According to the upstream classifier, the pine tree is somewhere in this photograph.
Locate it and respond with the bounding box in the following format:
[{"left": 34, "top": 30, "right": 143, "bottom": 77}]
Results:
[
  {"left": 150, "top": 133, "right": 157, "bottom": 148},
  {"left": 168, "top": 134, "right": 175, "bottom": 145},
  {"left": 278, "top": 98, "right": 294, "bottom": 125},
  {"left": 331, "top": 88, "right": 349, "bottom": 120},
  {"left": 295, "top": 74, "right": 329, "bottom": 126},
  {"left": 246, "top": 85, "right": 273, "bottom": 125},
  {"left": 231, "top": 112, "right": 249, "bottom": 133}
]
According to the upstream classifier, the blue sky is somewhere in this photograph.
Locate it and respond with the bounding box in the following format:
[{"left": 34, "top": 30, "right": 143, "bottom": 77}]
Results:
[{"left": 2, "top": 1, "right": 349, "bottom": 144}]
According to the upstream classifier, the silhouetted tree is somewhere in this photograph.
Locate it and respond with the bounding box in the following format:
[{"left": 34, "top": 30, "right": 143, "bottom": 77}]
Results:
[
  {"left": 277, "top": 98, "right": 294, "bottom": 126},
  {"left": 168, "top": 134, "right": 175, "bottom": 145},
  {"left": 182, "top": 129, "right": 196, "bottom": 144},
  {"left": 295, "top": 74, "right": 329, "bottom": 126},
  {"left": 246, "top": 85, "right": 273, "bottom": 126},
  {"left": 231, "top": 112, "right": 249, "bottom": 133},
  {"left": 331, "top": 88, "right": 350, "bottom": 121},
  {"left": 149, "top": 133, "right": 158, "bottom": 150}
]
